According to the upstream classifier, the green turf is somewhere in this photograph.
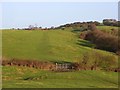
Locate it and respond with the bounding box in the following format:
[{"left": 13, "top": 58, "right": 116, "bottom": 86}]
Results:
[
  {"left": 2, "top": 30, "right": 117, "bottom": 63},
  {"left": 97, "top": 26, "right": 118, "bottom": 32},
  {"left": 2, "top": 29, "right": 119, "bottom": 88},
  {"left": 2, "top": 66, "right": 118, "bottom": 88}
]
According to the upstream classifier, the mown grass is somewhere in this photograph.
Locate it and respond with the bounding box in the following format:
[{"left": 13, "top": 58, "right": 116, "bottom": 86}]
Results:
[
  {"left": 2, "top": 30, "right": 117, "bottom": 63},
  {"left": 2, "top": 66, "right": 118, "bottom": 88}
]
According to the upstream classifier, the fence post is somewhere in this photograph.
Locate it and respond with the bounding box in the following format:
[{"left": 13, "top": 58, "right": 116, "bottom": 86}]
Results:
[{"left": 55, "top": 63, "right": 57, "bottom": 70}]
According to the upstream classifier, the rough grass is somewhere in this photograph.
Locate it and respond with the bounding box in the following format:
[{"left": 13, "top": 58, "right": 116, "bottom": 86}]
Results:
[
  {"left": 97, "top": 26, "right": 118, "bottom": 32},
  {"left": 2, "top": 66, "right": 118, "bottom": 88}
]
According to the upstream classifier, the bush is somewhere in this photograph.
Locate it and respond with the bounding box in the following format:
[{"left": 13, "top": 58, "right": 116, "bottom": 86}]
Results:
[
  {"left": 79, "top": 31, "right": 87, "bottom": 39},
  {"left": 84, "top": 30, "right": 118, "bottom": 53},
  {"left": 73, "top": 51, "right": 117, "bottom": 71},
  {"left": 2, "top": 58, "right": 55, "bottom": 70},
  {"left": 88, "top": 24, "right": 97, "bottom": 31}
]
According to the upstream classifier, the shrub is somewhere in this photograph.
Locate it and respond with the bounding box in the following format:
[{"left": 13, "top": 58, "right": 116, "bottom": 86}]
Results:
[
  {"left": 84, "top": 30, "right": 118, "bottom": 53},
  {"left": 73, "top": 51, "right": 117, "bottom": 71},
  {"left": 88, "top": 24, "right": 97, "bottom": 31},
  {"left": 2, "top": 58, "right": 55, "bottom": 70},
  {"left": 79, "top": 31, "right": 88, "bottom": 39}
]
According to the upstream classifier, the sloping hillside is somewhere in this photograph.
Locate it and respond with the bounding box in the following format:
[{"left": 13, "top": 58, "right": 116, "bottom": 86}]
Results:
[
  {"left": 2, "top": 30, "right": 117, "bottom": 63},
  {"left": 2, "top": 29, "right": 119, "bottom": 88}
]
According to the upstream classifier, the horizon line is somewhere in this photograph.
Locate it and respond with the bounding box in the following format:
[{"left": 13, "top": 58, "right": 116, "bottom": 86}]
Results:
[{"left": 0, "top": 19, "right": 110, "bottom": 29}]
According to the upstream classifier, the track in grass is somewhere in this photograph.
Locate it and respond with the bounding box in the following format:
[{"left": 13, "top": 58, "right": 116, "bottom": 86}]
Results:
[{"left": 2, "top": 30, "right": 117, "bottom": 63}]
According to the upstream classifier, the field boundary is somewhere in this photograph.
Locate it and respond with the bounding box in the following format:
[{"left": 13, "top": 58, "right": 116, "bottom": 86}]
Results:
[{"left": 2, "top": 59, "right": 120, "bottom": 72}]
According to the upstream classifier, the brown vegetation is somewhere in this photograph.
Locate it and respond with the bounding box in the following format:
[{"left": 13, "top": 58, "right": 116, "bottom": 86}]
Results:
[
  {"left": 80, "top": 29, "right": 119, "bottom": 53},
  {"left": 2, "top": 58, "right": 55, "bottom": 70},
  {"left": 72, "top": 51, "right": 119, "bottom": 72},
  {"left": 2, "top": 57, "right": 119, "bottom": 72}
]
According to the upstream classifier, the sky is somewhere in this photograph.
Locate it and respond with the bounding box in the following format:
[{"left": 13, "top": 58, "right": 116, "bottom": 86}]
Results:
[{"left": 2, "top": 2, "right": 118, "bottom": 29}]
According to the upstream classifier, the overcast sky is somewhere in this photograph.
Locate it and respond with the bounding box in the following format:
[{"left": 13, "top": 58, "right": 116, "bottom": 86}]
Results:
[{"left": 2, "top": 2, "right": 118, "bottom": 28}]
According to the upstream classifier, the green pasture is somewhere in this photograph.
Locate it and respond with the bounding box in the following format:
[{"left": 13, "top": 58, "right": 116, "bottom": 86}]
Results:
[
  {"left": 2, "top": 30, "right": 116, "bottom": 63},
  {"left": 2, "top": 66, "right": 118, "bottom": 88}
]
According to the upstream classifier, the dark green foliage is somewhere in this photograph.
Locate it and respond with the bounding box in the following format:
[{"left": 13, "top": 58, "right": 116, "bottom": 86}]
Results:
[
  {"left": 57, "top": 21, "right": 99, "bottom": 31},
  {"left": 103, "top": 19, "right": 119, "bottom": 27},
  {"left": 94, "top": 21, "right": 101, "bottom": 26}
]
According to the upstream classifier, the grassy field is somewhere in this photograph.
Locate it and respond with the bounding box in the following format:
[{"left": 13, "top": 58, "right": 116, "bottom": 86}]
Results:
[
  {"left": 2, "top": 30, "right": 117, "bottom": 63},
  {"left": 2, "top": 66, "right": 118, "bottom": 88},
  {"left": 97, "top": 26, "right": 118, "bottom": 33},
  {"left": 2, "top": 29, "right": 118, "bottom": 88},
  {"left": 97, "top": 26, "right": 118, "bottom": 30}
]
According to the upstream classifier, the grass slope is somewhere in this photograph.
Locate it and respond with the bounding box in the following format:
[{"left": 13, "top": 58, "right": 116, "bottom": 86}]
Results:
[
  {"left": 2, "top": 29, "right": 119, "bottom": 88},
  {"left": 2, "top": 66, "right": 118, "bottom": 88},
  {"left": 97, "top": 26, "right": 118, "bottom": 32},
  {"left": 2, "top": 30, "right": 116, "bottom": 63}
]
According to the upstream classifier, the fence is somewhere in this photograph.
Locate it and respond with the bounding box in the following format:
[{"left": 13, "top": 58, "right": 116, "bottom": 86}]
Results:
[{"left": 55, "top": 63, "right": 73, "bottom": 70}]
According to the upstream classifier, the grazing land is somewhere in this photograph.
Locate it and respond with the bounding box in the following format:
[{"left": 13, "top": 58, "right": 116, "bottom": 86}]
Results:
[
  {"left": 2, "top": 2, "right": 119, "bottom": 88},
  {"left": 2, "top": 26, "right": 119, "bottom": 88},
  {"left": 97, "top": 26, "right": 118, "bottom": 31},
  {"left": 2, "top": 66, "right": 118, "bottom": 88},
  {"left": 2, "top": 29, "right": 117, "bottom": 63}
]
